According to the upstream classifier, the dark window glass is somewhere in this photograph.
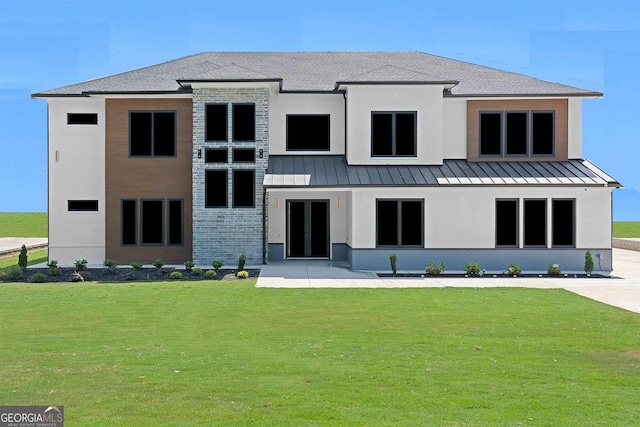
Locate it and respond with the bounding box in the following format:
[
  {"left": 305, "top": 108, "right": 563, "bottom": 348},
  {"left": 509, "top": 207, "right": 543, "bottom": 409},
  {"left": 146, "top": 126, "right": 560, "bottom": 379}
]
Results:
[
  {"left": 532, "top": 112, "right": 554, "bottom": 155},
  {"left": 286, "top": 115, "right": 330, "bottom": 150},
  {"left": 130, "top": 111, "right": 176, "bottom": 157},
  {"left": 372, "top": 113, "right": 393, "bottom": 156},
  {"left": 122, "top": 200, "right": 136, "bottom": 245},
  {"left": 233, "top": 170, "right": 255, "bottom": 207},
  {"left": 372, "top": 112, "right": 416, "bottom": 156},
  {"left": 232, "top": 104, "right": 255, "bottom": 141},
  {"left": 524, "top": 199, "right": 546, "bottom": 246},
  {"left": 376, "top": 200, "right": 423, "bottom": 246},
  {"left": 67, "top": 113, "right": 98, "bottom": 125},
  {"left": 205, "top": 170, "right": 227, "bottom": 208},
  {"left": 496, "top": 200, "right": 518, "bottom": 246},
  {"left": 552, "top": 199, "right": 575, "bottom": 247},
  {"left": 68, "top": 200, "right": 98, "bottom": 211},
  {"left": 141, "top": 200, "right": 163, "bottom": 245},
  {"left": 395, "top": 113, "right": 416, "bottom": 156},
  {"left": 168, "top": 199, "right": 183, "bottom": 245},
  {"left": 206, "top": 104, "right": 228, "bottom": 141},
  {"left": 205, "top": 148, "right": 228, "bottom": 163},
  {"left": 480, "top": 112, "right": 502, "bottom": 156},
  {"left": 232, "top": 148, "right": 255, "bottom": 163},
  {"left": 506, "top": 112, "right": 527, "bottom": 155}
]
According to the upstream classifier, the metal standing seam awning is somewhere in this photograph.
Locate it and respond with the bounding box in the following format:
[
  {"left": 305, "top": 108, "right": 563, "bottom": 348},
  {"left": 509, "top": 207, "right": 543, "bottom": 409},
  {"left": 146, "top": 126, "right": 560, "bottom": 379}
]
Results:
[{"left": 263, "top": 156, "right": 621, "bottom": 188}]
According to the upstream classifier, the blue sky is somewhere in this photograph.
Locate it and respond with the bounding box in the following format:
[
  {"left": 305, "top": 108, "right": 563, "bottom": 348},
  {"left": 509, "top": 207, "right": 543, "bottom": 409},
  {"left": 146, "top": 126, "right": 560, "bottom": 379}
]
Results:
[{"left": 1, "top": 0, "right": 639, "bottom": 219}]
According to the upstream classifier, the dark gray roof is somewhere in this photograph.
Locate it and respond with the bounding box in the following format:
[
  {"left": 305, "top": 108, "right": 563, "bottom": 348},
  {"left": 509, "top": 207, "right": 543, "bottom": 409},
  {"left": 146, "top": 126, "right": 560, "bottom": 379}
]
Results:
[
  {"left": 33, "top": 51, "right": 601, "bottom": 97},
  {"left": 264, "top": 156, "right": 620, "bottom": 188}
]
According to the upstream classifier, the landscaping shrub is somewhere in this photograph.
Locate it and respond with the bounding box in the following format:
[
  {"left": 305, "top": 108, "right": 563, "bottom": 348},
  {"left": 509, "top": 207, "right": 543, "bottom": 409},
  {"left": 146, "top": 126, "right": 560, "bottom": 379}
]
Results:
[
  {"left": 205, "top": 270, "right": 217, "bottom": 279},
  {"left": 46, "top": 260, "right": 60, "bottom": 277},
  {"left": 464, "top": 261, "right": 481, "bottom": 276},
  {"left": 585, "top": 250, "right": 594, "bottom": 275},
  {"left": 18, "top": 245, "right": 28, "bottom": 270},
  {"left": 426, "top": 261, "right": 445, "bottom": 276},
  {"left": 212, "top": 260, "right": 224, "bottom": 272},
  {"left": 184, "top": 260, "right": 194, "bottom": 271},
  {"left": 170, "top": 271, "right": 183, "bottom": 280},
  {"left": 6, "top": 266, "right": 22, "bottom": 280},
  {"left": 237, "top": 253, "right": 246, "bottom": 271},
  {"left": 153, "top": 259, "right": 165, "bottom": 269},
  {"left": 131, "top": 262, "right": 143, "bottom": 270},
  {"left": 507, "top": 263, "right": 522, "bottom": 276},
  {"left": 548, "top": 263, "right": 561, "bottom": 276},
  {"left": 192, "top": 267, "right": 203, "bottom": 275},
  {"left": 74, "top": 259, "right": 88, "bottom": 271},
  {"left": 28, "top": 273, "right": 46, "bottom": 283},
  {"left": 104, "top": 259, "right": 117, "bottom": 268},
  {"left": 237, "top": 270, "right": 249, "bottom": 279},
  {"left": 390, "top": 254, "right": 397, "bottom": 276}
]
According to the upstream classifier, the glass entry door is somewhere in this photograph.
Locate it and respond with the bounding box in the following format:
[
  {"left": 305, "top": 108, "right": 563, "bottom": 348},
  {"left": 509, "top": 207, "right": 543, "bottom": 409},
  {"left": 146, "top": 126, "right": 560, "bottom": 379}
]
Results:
[{"left": 287, "top": 200, "right": 329, "bottom": 258}]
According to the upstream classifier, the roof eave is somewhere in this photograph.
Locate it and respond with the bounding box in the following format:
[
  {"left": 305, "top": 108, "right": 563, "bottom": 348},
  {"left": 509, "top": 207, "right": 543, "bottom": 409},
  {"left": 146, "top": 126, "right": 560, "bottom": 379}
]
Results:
[
  {"left": 177, "top": 78, "right": 283, "bottom": 90},
  {"left": 335, "top": 80, "right": 459, "bottom": 90},
  {"left": 447, "top": 92, "right": 603, "bottom": 98}
]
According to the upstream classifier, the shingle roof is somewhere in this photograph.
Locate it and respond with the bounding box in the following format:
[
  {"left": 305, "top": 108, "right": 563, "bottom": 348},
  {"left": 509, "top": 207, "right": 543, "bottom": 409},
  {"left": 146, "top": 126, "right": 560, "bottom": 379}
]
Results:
[
  {"left": 264, "top": 156, "right": 620, "bottom": 188},
  {"left": 33, "top": 51, "right": 602, "bottom": 97}
]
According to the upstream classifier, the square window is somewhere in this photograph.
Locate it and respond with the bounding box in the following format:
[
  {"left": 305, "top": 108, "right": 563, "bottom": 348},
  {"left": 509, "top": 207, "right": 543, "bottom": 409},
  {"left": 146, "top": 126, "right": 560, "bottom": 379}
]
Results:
[
  {"left": 141, "top": 200, "right": 164, "bottom": 245},
  {"left": 206, "top": 104, "right": 228, "bottom": 141},
  {"left": 232, "top": 148, "right": 255, "bottom": 163},
  {"left": 205, "top": 148, "right": 228, "bottom": 163},
  {"left": 205, "top": 170, "right": 227, "bottom": 208},
  {"left": 372, "top": 112, "right": 416, "bottom": 157},
  {"left": 376, "top": 200, "right": 423, "bottom": 246},
  {"left": 233, "top": 170, "right": 255, "bottom": 208},
  {"left": 286, "top": 115, "right": 330, "bottom": 150},
  {"left": 67, "top": 113, "right": 98, "bottom": 125},
  {"left": 130, "top": 111, "right": 176, "bottom": 157},
  {"left": 232, "top": 104, "right": 255, "bottom": 141}
]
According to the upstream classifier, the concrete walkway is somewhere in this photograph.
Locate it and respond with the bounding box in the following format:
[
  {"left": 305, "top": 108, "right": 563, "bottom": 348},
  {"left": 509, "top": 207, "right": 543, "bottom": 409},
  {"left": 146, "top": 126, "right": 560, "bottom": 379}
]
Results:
[
  {"left": 0, "top": 238, "right": 48, "bottom": 259},
  {"left": 257, "top": 248, "right": 640, "bottom": 314}
]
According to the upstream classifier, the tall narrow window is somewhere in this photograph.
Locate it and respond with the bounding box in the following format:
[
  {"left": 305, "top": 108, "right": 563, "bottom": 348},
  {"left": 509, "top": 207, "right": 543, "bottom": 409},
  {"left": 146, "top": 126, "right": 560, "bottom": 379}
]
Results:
[
  {"left": 496, "top": 200, "right": 518, "bottom": 246},
  {"left": 371, "top": 112, "right": 416, "bottom": 157},
  {"left": 67, "top": 113, "right": 98, "bottom": 125},
  {"left": 121, "top": 200, "right": 136, "bottom": 245},
  {"left": 141, "top": 200, "right": 164, "bottom": 245},
  {"left": 233, "top": 170, "right": 255, "bottom": 207},
  {"left": 505, "top": 112, "right": 527, "bottom": 155},
  {"left": 524, "top": 199, "right": 546, "bottom": 247},
  {"left": 531, "top": 112, "right": 554, "bottom": 155},
  {"left": 130, "top": 111, "right": 176, "bottom": 157},
  {"left": 376, "top": 200, "right": 423, "bottom": 246},
  {"left": 232, "top": 104, "right": 255, "bottom": 141},
  {"left": 552, "top": 199, "right": 575, "bottom": 247},
  {"left": 479, "top": 112, "right": 502, "bottom": 156},
  {"left": 168, "top": 199, "right": 183, "bottom": 245},
  {"left": 287, "top": 115, "right": 330, "bottom": 150},
  {"left": 205, "top": 170, "right": 227, "bottom": 208},
  {"left": 206, "top": 104, "right": 227, "bottom": 141}
]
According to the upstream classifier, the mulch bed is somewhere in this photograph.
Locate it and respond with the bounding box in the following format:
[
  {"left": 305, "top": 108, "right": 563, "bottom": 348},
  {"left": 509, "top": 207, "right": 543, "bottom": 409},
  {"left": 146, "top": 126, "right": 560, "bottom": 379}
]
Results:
[
  {"left": 378, "top": 273, "right": 609, "bottom": 278},
  {"left": 2, "top": 267, "right": 260, "bottom": 283}
]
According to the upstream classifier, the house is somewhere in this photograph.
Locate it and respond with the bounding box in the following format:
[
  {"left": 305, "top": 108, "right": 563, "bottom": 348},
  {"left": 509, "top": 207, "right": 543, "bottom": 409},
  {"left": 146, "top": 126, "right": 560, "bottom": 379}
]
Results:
[{"left": 32, "top": 52, "right": 620, "bottom": 272}]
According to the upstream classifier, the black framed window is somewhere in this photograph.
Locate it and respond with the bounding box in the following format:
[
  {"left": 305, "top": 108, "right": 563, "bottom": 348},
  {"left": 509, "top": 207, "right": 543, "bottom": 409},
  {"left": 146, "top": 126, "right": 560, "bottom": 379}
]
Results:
[
  {"left": 505, "top": 112, "right": 528, "bottom": 155},
  {"left": 205, "top": 148, "right": 228, "bottom": 163},
  {"left": 67, "top": 113, "right": 98, "bottom": 125},
  {"left": 232, "top": 148, "right": 255, "bottom": 163},
  {"left": 121, "top": 199, "right": 137, "bottom": 246},
  {"left": 496, "top": 200, "right": 518, "bottom": 247},
  {"left": 232, "top": 170, "right": 255, "bottom": 208},
  {"left": 205, "top": 170, "right": 227, "bottom": 208},
  {"left": 371, "top": 112, "right": 416, "bottom": 157},
  {"left": 68, "top": 200, "right": 98, "bottom": 212},
  {"left": 130, "top": 111, "right": 176, "bottom": 157},
  {"left": 376, "top": 200, "right": 423, "bottom": 246},
  {"left": 479, "top": 112, "right": 502, "bottom": 156},
  {"left": 232, "top": 104, "right": 255, "bottom": 141},
  {"left": 552, "top": 199, "right": 575, "bottom": 247},
  {"left": 141, "top": 200, "right": 164, "bottom": 245},
  {"left": 531, "top": 112, "right": 554, "bottom": 155},
  {"left": 205, "top": 104, "right": 228, "bottom": 141},
  {"left": 480, "top": 110, "right": 555, "bottom": 158},
  {"left": 168, "top": 199, "right": 184, "bottom": 246},
  {"left": 524, "top": 199, "right": 546, "bottom": 247},
  {"left": 286, "top": 115, "right": 330, "bottom": 150}
]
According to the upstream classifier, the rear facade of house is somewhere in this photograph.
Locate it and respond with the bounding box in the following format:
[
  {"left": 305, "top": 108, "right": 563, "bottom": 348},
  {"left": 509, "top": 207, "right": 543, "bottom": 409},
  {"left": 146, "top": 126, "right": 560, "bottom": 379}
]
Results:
[{"left": 34, "top": 52, "right": 620, "bottom": 273}]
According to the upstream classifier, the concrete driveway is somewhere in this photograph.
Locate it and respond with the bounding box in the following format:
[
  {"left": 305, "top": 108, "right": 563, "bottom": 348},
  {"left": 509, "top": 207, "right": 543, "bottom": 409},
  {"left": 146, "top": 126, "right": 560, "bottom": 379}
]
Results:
[{"left": 257, "top": 248, "right": 640, "bottom": 314}]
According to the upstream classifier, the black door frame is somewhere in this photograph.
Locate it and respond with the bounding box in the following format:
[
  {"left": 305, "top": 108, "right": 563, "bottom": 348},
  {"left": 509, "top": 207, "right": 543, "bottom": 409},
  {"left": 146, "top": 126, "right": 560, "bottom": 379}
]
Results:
[{"left": 286, "top": 199, "right": 330, "bottom": 258}]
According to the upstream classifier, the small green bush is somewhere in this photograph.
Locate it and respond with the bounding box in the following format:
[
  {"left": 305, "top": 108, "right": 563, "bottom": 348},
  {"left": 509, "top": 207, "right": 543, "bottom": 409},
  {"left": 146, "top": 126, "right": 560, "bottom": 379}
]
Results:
[
  {"left": 507, "top": 263, "right": 522, "bottom": 276},
  {"left": 464, "top": 261, "right": 481, "bottom": 276},
  {"left": 18, "top": 245, "right": 28, "bottom": 270},
  {"left": 205, "top": 269, "right": 217, "bottom": 279},
  {"left": 548, "top": 263, "right": 561, "bottom": 276},
  {"left": 46, "top": 260, "right": 60, "bottom": 276},
  {"left": 6, "top": 266, "right": 23, "bottom": 280},
  {"left": 104, "top": 259, "right": 117, "bottom": 268},
  {"left": 237, "top": 253, "right": 246, "bottom": 271},
  {"left": 153, "top": 258, "right": 165, "bottom": 269},
  {"left": 192, "top": 267, "right": 203, "bottom": 275},
  {"left": 170, "top": 271, "right": 183, "bottom": 280},
  {"left": 28, "top": 273, "right": 46, "bottom": 283},
  {"left": 131, "top": 262, "right": 143, "bottom": 270},
  {"left": 74, "top": 259, "right": 88, "bottom": 271},
  {"left": 426, "top": 261, "right": 445, "bottom": 276},
  {"left": 184, "top": 260, "right": 194, "bottom": 271},
  {"left": 390, "top": 254, "right": 397, "bottom": 276},
  {"left": 585, "top": 250, "right": 594, "bottom": 274},
  {"left": 212, "top": 260, "right": 224, "bottom": 272},
  {"left": 237, "top": 270, "right": 249, "bottom": 279}
]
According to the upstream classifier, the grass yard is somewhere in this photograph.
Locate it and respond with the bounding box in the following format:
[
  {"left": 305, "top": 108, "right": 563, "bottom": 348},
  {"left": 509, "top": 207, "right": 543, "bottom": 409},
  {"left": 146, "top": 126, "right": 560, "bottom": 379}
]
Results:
[
  {"left": 0, "top": 282, "right": 638, "bottom": 426},
  {"left": 613, "top": 221, "right": 640, "bottom": 238},
  {"left": 0, "top": 212, "right": 47, "bottom": 237},
  {"left": 0, "top": 249, "right": 47, "bottom": 272}
]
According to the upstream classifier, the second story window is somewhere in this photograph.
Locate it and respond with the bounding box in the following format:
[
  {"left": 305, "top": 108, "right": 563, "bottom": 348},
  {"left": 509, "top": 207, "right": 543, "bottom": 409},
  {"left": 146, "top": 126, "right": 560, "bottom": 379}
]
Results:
[
  {"left": 371, "top": 112, "right": 416, "bottom": 157},
  {"left": 130, "top": 111, "right": 176, "bottom": 157},
  {"left": 232, "top": 103, "right": 255, "bottom": 142},
  {"left": 287, "top": 115, "right": 330, "bottom": 150},
  {"left": 480, "top": 110, "right": 554, "bottom": 157}
]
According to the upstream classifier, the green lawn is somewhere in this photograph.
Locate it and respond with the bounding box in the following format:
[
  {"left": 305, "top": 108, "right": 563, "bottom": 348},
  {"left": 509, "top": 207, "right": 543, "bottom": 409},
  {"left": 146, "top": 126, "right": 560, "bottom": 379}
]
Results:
[
  {"left": 0, "top": 282, "right": 638, "bottom": 426},
  {"left": 0, "top": 212, "right": 47, "bottom": 237},
  {"left": 613, "top": 221, "right": 640, "bottom": 238},
  {"left": 0, "top": 250, "right": 48, "bottom": 272}
]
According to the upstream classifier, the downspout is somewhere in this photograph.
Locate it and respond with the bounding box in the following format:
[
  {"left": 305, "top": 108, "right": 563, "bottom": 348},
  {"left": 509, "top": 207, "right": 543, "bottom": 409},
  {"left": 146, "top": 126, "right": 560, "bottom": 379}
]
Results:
[
  {"left": 262, "top": 188, "right": 267, "bottom": 264},
  {"left": 342, "top": 90, "right": 347, "bottom": 164}
]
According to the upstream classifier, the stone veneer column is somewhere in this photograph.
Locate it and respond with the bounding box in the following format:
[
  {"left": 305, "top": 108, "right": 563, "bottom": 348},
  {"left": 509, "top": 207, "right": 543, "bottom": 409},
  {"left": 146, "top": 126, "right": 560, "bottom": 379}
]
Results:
[{"left": 192, "top": 88, "right": 268, "bottom": 267}]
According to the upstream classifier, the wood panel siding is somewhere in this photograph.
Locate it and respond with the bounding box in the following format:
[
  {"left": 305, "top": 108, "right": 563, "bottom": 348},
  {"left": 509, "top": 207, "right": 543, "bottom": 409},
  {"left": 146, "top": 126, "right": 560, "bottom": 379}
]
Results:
[
  {"left": 105, "top": 98, "right": 192, "bottom": 264},
  {"left": 467, "top": 99, "right": 568, "bottom": 162}
]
